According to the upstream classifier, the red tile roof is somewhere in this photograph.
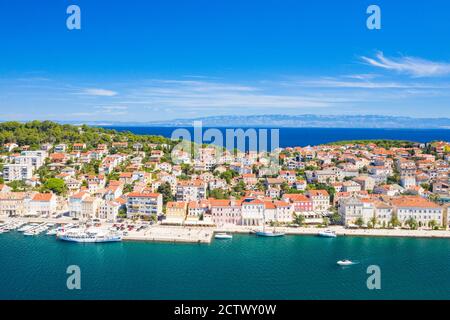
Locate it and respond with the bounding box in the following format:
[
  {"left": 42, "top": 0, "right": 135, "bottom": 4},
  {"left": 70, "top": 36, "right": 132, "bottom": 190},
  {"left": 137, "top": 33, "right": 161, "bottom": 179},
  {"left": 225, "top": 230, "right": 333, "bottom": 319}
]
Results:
[{"left": 32, "top": 193, "right": 54, "bottom": 202}]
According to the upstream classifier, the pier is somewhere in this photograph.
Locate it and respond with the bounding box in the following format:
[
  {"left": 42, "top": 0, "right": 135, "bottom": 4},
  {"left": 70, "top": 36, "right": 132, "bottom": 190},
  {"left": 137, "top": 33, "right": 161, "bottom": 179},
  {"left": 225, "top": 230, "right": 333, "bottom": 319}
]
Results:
[{"left": 123, "top": 225, "right": 214, "bottom": 244}]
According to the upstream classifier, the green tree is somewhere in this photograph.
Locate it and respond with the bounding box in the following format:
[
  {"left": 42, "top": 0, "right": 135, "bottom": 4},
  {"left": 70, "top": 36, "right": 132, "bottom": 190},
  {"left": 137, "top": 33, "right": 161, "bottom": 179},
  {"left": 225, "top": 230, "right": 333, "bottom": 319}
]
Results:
[
  {"left": 406, "top": 217, "right": 418, "bottom": 230},
  {"left": 369, "top": 216, "right": 378, "bottom": 229},
  {"left": 355, "top": 217, "right": 365, "bottom": 228},
  {"left": 149, "top": 214, "right": 158, "bottom": 223},
  {"left": 330, "top": 212, "right": 342, "bottom": 225},
  {"left": 157, "top": 182, "right": 174, "bottom": 205},
  {"left": 220, "top": 170, "right": 239, "bottom": 184},
  {"left": 428, "top": 220, "right": 439, "bottom": 230},
  {"left": 208, "top": 188, "right": 230, "bottom": 200},
  {"left": 42, "top": 178, "right": 67, "bottom": 195},
  {"left": 7, "top": 180, "right": 29, "bottom": 192},
  {"left": 118, "top": 208, "right": 127, "bottom": 219},
  {"left": 123, "top": 184, "right": 134, "bottom": 193},
  {"left": 293, "top": 213, "right": 305, "bottom": 226},
  {"left": 389, "top": 215, "right": 401, "bottom": 228}
]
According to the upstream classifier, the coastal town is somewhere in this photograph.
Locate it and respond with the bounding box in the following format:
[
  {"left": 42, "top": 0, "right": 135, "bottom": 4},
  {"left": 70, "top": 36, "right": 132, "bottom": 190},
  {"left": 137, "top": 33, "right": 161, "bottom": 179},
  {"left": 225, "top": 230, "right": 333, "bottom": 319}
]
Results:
[{"left": 0, "top": 122, "right": 450, "bottom": 243}]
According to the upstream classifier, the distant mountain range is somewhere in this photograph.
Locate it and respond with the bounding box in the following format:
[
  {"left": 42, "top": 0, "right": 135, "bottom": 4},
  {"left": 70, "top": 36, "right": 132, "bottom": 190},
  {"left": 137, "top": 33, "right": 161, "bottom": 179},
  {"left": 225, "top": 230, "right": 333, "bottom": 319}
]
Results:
[{"left": 60, "top": 114, "right": 450, "bottom": 129}]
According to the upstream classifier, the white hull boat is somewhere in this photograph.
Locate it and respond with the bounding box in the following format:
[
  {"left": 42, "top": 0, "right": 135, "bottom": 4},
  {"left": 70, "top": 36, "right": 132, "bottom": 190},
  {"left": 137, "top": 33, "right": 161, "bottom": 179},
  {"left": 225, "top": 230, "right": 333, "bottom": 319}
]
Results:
[
  {"left": 215, "top": 233, "right": 233, "bottom": 240},
  {"left": 57, "top": 228, "right": 122, "bottom": 243},
  {"left": 337, "top": 260, "right": 354, "bottom": 266},
  {"left": 318, "top": 230, "right": 337, "bottom": 238}
]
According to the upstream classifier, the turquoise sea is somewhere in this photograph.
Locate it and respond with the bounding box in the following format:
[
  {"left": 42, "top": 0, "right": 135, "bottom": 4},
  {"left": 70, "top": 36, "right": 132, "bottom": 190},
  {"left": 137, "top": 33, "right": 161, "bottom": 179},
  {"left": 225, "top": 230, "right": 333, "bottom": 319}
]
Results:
[{"left": 1, "top": 232, "right": 450, "bottom": 300}]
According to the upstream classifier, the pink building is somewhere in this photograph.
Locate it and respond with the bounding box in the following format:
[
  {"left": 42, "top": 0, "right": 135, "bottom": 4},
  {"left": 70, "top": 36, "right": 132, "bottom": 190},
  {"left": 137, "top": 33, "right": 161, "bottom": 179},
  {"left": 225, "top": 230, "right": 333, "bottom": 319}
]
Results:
[
  {"left": 282, "top": 194, "right": 313, "bottom": 212},
  {"left": 210, "top": 199, "right": 242, "bottom": 226}
]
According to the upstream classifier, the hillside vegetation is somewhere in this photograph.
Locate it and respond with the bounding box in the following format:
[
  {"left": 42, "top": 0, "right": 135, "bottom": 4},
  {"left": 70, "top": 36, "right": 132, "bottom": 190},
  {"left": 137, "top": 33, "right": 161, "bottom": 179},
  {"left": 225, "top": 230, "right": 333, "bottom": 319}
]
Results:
[{"left": 0, "top": 121, "right": 172, "bottom": 149}]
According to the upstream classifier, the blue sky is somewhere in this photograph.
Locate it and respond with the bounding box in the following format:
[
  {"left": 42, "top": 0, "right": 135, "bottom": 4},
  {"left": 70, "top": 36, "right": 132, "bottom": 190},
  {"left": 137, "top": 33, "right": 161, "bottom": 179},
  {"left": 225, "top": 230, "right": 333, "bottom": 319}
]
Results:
[{"left": 0, "top": 0, "right": 449, "bottom": 122}]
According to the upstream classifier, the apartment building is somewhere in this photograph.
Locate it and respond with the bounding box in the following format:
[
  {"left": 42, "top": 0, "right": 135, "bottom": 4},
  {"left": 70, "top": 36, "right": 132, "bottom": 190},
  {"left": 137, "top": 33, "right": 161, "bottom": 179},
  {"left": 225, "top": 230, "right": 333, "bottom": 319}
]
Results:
[
  {"left": 126, "top": 192, "right": 163, "bottom": 218},
  {"left": 176, "top": 180, "right": 206, "bottom": 202},
  {"left": 3, "top": 164, "right": 33, "bottom": 182}
]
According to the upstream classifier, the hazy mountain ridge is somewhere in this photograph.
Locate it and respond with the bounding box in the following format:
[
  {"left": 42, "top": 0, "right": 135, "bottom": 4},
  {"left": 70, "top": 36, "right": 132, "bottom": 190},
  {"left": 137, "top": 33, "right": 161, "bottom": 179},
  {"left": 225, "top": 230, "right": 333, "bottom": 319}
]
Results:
[{"left": 54, "top": 114, "right": 450, "bottom": 129}]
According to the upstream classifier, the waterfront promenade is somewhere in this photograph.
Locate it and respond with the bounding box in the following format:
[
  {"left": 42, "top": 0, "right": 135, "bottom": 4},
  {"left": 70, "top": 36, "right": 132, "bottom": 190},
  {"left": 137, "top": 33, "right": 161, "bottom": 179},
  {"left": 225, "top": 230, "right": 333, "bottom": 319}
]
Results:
[
  {"left": 2, "top": 216, "right": 450, "bottom": 241},
  {"left": 216, "top": 225, "right": 450, "bottom": 239}
]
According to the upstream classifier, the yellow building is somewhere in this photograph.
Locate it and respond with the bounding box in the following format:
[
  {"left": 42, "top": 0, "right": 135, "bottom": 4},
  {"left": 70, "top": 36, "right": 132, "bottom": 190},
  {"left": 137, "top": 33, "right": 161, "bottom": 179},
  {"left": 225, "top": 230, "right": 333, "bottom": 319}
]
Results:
[{"left": 164, "top": 202, "right": 187, "bottom": 225}]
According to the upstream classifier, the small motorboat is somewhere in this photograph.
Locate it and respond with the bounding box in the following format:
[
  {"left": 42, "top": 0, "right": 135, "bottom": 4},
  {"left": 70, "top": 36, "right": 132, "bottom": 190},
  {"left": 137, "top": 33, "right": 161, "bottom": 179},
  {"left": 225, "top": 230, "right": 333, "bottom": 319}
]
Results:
[
  {"left": 215, "top": 233, "right": 233, "bottom": 240},
  {"left": 318, "top": 230, "right": 337, "bottom": 238},
  {"left": 337, "top": 259, "right": 354, "bottom": 266}
]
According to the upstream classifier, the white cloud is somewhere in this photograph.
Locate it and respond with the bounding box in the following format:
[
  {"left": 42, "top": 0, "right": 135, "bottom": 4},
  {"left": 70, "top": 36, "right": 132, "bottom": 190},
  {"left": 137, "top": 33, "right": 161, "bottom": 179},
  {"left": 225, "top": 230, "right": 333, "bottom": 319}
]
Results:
[
  {"left": 82, "top": 88, "right": 118, "bottom": 96},
  {"left": 294, "top": 77, "right": 446, "bottom": 89},
  {"left": 119, "top": 79, "right": 340, "bottom": 109},
  {"left": 95, "top": 106, "right": 128, "bottom": 111},
  {"left": 361, "top": 51, "right": 450, "bottom": 77}
]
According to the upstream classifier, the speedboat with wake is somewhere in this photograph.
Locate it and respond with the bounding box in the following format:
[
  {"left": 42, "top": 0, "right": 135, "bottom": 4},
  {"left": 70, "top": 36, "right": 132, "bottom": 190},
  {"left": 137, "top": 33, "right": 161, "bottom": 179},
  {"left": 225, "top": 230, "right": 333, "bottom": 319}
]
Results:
[{"left": 337, "top": 259, "right": 354, "bottom": 266}]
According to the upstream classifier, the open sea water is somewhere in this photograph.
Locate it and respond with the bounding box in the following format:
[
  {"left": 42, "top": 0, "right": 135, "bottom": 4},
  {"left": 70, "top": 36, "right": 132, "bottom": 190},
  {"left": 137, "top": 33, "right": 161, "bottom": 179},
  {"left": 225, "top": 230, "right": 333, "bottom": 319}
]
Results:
[
  {"left": 105, "top": 127, "right": 450, "bottom": 147},
  {"left": 1, "top": 232, "right": 450, "bottom": 300}
]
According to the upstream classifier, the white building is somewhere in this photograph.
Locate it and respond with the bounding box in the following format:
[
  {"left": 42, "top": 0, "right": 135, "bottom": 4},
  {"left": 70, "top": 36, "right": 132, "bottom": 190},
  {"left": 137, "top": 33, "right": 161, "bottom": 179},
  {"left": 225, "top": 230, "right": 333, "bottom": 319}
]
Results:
[
  {"left": 176, "top": 180, "right": 206, "bottom": 202},
  {"left": 15, "top": 150, "right": 47, "bottom": 170},
  {"left": 339, "top": 197, "right": 375, "bottom": 226},
  {"left": 0, "top": 192, "right": 28, "bottom": 217},
  {"left": 3, "top": 164, "right": 33, "bottom": 182},
  {"left": 392, "top": 196, "right": 444, "bottom": 227},
  {"left": 68, "top": 192, "right": 88, "bottom": 218},
  {"left": 126, "top": 192, "right": 163, "bottom": 218},
  {"left": 28, "top": 193, "right": 57, "bottom": 217},
  {"left": 241, "top": 198, "right": 265, "bottom": 226},
  {"left": 99, "top": 201, "right": 122, "bottom": 222},
  {"left": 307, "top": 190, "right": 331, "bottom": 212}
]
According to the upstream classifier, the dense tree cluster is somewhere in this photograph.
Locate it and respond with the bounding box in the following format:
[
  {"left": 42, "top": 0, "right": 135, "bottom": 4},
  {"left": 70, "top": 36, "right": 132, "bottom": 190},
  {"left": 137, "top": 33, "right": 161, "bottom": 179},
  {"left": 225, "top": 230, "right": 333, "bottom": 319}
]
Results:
[
  {"left": 0, "top": 121, "right": 172, "bottom": 150},
  {"left": 328, "top": 140, "right": 415, "bottom": 149}
]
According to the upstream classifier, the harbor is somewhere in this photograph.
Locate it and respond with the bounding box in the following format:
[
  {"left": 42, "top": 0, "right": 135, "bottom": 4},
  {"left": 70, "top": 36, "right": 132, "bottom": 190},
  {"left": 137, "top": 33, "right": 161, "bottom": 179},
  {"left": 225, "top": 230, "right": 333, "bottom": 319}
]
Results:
[
  {"left": 0, "top": 217, "right": 215, "bottom": 244},
  {"left": 2, "top": 216, "right": 450, "bottom": 244}
]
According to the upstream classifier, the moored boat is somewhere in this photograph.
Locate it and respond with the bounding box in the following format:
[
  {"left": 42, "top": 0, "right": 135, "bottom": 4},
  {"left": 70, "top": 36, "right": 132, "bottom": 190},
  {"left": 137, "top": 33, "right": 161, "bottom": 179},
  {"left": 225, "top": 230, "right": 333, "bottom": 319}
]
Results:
[
  {"left": 18, "top": 224, "right": 38, "bottom": 232},
  {"left": 318, "top": 229, "right": 337, "bottom": 238},
  {"left": 255, "top": 231, "right": 285, "bottom": 237},
  {"left": 57, "top": 228, "right": 122, "bottom": 243},
  {"left": 215, "top": 233, "right": 233, "bottom": 240}
]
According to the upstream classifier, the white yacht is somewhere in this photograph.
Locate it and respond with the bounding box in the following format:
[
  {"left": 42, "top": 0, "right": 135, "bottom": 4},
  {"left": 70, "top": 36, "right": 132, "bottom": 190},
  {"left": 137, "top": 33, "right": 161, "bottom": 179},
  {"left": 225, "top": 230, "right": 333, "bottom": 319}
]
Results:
[
  {"left": 57, "top": 228, "right": 122, "bottom": 243},
  {"left": 215, "top": 233, "right": 233, "bottom": 240},
  {"left": 18, "top": 224, "right": 38, "bottom": 233},
  {"left": 318, "top": 229, "right": 337, "bottom": 238}
]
